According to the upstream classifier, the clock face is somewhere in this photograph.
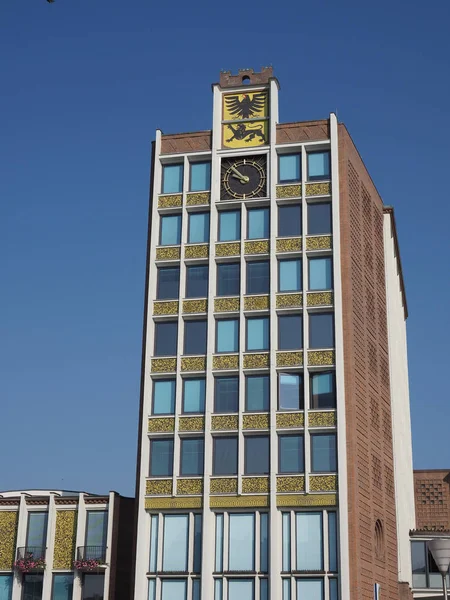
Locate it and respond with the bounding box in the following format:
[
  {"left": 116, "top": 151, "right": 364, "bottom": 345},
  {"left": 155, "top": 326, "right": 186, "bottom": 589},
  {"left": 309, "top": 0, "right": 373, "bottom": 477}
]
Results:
[{"left": 221, "top": 155, "right": 267, "bottom": 200}]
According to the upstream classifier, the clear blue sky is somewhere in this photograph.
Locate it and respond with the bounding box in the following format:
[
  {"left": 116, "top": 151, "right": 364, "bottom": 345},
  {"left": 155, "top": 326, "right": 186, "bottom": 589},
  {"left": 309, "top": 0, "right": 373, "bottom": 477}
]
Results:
[{"left": 1, "top": 0, "right": 449, "bottom": 496}]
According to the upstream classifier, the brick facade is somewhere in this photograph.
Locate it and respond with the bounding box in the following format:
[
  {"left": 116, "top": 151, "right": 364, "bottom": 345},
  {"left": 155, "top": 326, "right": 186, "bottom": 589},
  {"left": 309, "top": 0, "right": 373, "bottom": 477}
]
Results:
[{"left": 414, "top": 470, "right": 450, "bottom": 531}]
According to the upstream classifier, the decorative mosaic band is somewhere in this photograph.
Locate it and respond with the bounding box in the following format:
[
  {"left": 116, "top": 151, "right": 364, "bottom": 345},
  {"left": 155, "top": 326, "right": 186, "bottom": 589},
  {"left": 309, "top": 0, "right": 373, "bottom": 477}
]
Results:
[
  {"left": 179, "top": 416, "right": 205, "bottom": 432},
  {"left": 153, "top": 300, "right": 179, "bottom": 316},
  {"left": 151, "top": 358, "right": 177, "bottom": 373},
  {"left": 308, "top": 411, "right": 336, "bottom": 427},
  {"left": 308, "top": 350, "right": 335, "bottom": 366},
  {"left": 53, "top": 510, "right": 77, "bottom": 570},
  {"left": 243, "top": 413, "right": 270, "bottom": 429},
  {"left": 307, "top": 292, "right": 334, "bottom": 307},
  {"left": 0, "top": 511, "right": 18, "bottom": 570},
  {"left": 276, "top": 351, "right": 303, "bottom": 368},
  {"left": 309, "top": 475, "right": 338, "bottom": 492},
  {"left": 213, "top": 354, "right": 239, "bottom": 370},
  {"left": 243, "top": 353, "right": 270, "bottom": 369},
  {"left": 276, "top": 184, "right": 302, "bottom": 199},
  {"left": 244, "top": 240, "right": 269, "bottom": 255},
  {"left": 185, "top": 244, "right": 209, "bottom": 259},
  {"left": 215, "top": 242, "right": 241, "bottom": 257},
  {"left": 210, "top": 477, "right": 238, "bottom": 494},
  {"left": 146, "top": 479, "right": 173, "bottom": 496},
  {"left": 148, "top": 417, "right": 175, "bottom": 433},
  {"left": 156, "top": 246, "right": 181, "bottom": 261},
  {"left": 276, "top": 237, "right": 302, "bottom": 253},
  {"left": 186, "top": 192, "right": 210, "bottom": 206},
  {"left": 305, "top": 182, "right": 331, "bottom": 197},
  {"left": 210, "top": 495, "right": 269, "bottom": 508},
  {"left": 276, "top": 412, "right": 305, "bottom": 428},
  {"left": 145, "top": 497, "right": 202, "bottom": 510},
  {"left": 211, "top": 414, "right": 238, "bottom": 431},
  {"left": 277, "top": 476, "right": 305, "bottom": 493},
  {"left": 176, "top": 479, "right": 203, "bottom": 495},
  {"left": 182, "top": 299, "right": 207, "bottom": 314},
  {"left": 276, "top": 493, "right": 337, "bottom": 507},
  {"left": 214, "top": 297, "right": 240, "bottom": 312},
  {"left": 276, "top": 293, "right": 303, "bottom": 309},
  {"left": 242, "top": 477, "right": 270, "bottom": 494},
  {"left": 305, "top": 235, "right": 332, "bottom": 251},
  {"left": 158, "top": 194, "right": 182, "bottom": 209},
  {"left": 181, "top": 356, "right": 206, "bottom": 372},
  {"left": 244, "top": 295, "right": 270, "bottom": 311}
]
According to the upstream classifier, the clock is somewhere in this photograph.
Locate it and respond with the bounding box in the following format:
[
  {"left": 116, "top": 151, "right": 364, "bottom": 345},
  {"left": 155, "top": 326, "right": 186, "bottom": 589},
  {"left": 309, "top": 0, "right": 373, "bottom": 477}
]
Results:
[{"left": 221, "top": 155, "right": 267, "bottom": 200}]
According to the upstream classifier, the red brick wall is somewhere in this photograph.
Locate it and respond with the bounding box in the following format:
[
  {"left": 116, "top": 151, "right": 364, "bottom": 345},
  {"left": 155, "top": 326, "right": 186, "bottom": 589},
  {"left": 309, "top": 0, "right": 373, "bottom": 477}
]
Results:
[{"left": 414, "top": 470, "right": 450, "bottom": 531}]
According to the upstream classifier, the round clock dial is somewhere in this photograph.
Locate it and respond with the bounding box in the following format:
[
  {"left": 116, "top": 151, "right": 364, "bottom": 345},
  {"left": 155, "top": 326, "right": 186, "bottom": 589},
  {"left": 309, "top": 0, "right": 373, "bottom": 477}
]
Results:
[{"left": 221, "top": 156, "right": 267, "bottom": 200}]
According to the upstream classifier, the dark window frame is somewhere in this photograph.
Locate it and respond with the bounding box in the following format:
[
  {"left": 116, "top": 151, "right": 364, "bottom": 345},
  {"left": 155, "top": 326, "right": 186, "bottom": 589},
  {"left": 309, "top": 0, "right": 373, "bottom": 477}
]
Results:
[
  {"left": 154, "top": 321, "right": 178, "bottom": 357},
  {"left": 150, "top": 438, "right": 174, "bottom": 477},
  {"left": 310, "top": 433, "right": 337, "bottom": 473},
  {"left": 278, "top": 434, "right": 305, "bottom": 474},
  {"left": 307, "top": 202, "right": 332, "bottom": 236},
  {"left": 278, "top": 152, "right": 302, "bottom": 184},
  {"left": 309, "top": 312, "right": 335, "bottom": 349},
  {"left": 278, "top": 204, "right": 302, "bottom": 238},
  {"left": 185, "top": 264, "right": 209, "bottom": 299},
  {"left": 213, "top": 436, "right": 238, "bottom": 475},
  {"left": 216, "top": 262, "right": 241, "bottom": 297},
  {"left": 278, "top": 314, "right": 303, "bottom": 351},
  {"left": 246, "top": 260, "right": 270, "bottom": 295},
  {"left": 214, "top": 376, "right": 239, "bottom": 413},
  {"left": 180, "top": 437, "right": 205, "bottom": 476},
  {"left": 310, "top": 371, "right": 336, "bottom": 410},
  {"left": 157, "top": 266, "right": 181, "bottom": 300},
  {"left": 184, "top": 320, "right": 208, "bottom": 356},
  {"left": 244, "top": 435, "right": 270, "bottom": 475}
]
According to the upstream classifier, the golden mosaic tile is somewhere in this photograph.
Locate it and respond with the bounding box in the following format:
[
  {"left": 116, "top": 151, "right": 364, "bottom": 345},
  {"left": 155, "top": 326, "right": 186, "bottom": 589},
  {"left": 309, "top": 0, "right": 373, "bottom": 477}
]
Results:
[
  {"left": 0, "top": 512, "right": 18, "bottom": 570},
  {"left": 179, "top": 416, "right": 205, "bottom": 432},
  {"left": 214, "top": 297, "right": 240, "bottom": 312},
  {"left": 211, "top": 415, "right": 238, "bottom": 431},
  {"left": 277, "top": 476, "right": 305, "bottom": 493},
  {"left": 186, "top": 192, "right": 210, "bottom": 206},
  {"left": 306, "top": 235, "right": 332, "bottom": 250},
  {"left": 244, "top": 240, "right": 269, "bottom": 255},
  {"left": 276, "top": 293, "right": 303, "bottom": 309},
  {"left": 145, "top": 497, "right": 202, "bottom": 509},
  {"left": 210, "top": 478, "right": 238, "bottom": 494},
  {"left": 151, "top": 358, "right": 177, "bottom": 373},
  {"left": 181, "top": 356, "right": 206, "bottom": 372},
  {"left": 153, "top": 301, "right": 179, "bottom": 315},
  {"left": 158, "top": 194, "right": 182, "bottom": 208},
  {"left": 213, "top": 354, "right": 239, "bottom": 370},
  {"left": 276, "top": 184, "right": 302, "bottom": 199},
  {"left": 148, "top": 417, "right": 175, "bottom": 433},
  {"left": 210, "top": 495, "right": 269, "bottom": 508},
  {"left": 276, "top": 237, "right": 302, "bottom": 253},
  {"left": 182, "top": 299, "right": 207, "bottom": 314},
  {"left": 308, "top": 350, "right": 335, "bottom": 366},
  {"left": 308, "top": 411, "right": 336, "bottom": 427},
  {"left": 305, "top": 182, "right": 331, "bottom": 196},
  {"left": 215, "top": 242, "right": 241, "bottom": 257},
  {"left": 185, "top": 244, "right": 209, "bottom": 259},
  {"left": 307, "top": 292, "right": 334, "bottom": 307},
  {"left": 244, "top": 295, "right": 270, "bottom": 311},
  {"left": 276, "top": 351, "right": 303, "bottom": 368},
  {"left": 276, "top": 412, "right": 304, "bottom": 428},
  {"left": 243, "top": 353, "right": 270, "bottom": 369},
  {"left": 243, "top": 413, "right": 270, "bottom": 429},
  {"left": 53, "top": 510, "right": 77, "bottom": 570},
  {"left": 146, "top": 479, "right": 173, "bottom": 495},
  {"left": 276, "top": 493, "right": 337, "bottom": 507},
  {"left": 309, "top": 475, "right": 338, "bottom": 492},
  {"left": 176, "top": 479, "right": 203, "bottom": 495},
  {"left": 156, "top": 246, "right": 181, "bottom": 261},
  {"left": 242, "top": 477, "right": 270, "bottom": 493}
]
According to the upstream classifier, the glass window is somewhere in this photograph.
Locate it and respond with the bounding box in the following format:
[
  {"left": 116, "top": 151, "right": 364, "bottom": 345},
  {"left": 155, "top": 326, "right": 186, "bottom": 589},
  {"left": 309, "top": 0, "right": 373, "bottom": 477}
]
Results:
[
  {"left": 52, "top": 575, "right": 74, "bottom": 600},
  {"left": 246, "top": 375, "right": 269, "bottom": 411},
  {"left": 149, "top": 515, "right": 158, "bottom": 573},
  {"left": 193, "top": 579, "right": 200, "bottom": 600},
  {"left": 82, "top": 574, "right": 104, "bottom": 600},
  {"left": 216, "top": 319, "right": 239, "bottom": 353},
  {"left": 279, "top": 435, "right": 304, "bottom": 473},
  {"left": 282, "top": 513, "right": 291, "bottom": 571},
  {"left": 215, "top": 514, "right": 224, "bottom": 572},
  {"left": 279, "top": 373, "right": 303, "bottom": 410},
  {"left": 215, "top": 377, "right": 239, "bottom": 413},
  {"left": 246, "top": 317, "right": 269, "bottom": 351},
  {"left": 150, "top": 439, "right": 174, "bottom": 476},
  {"left": 162, "top": 164, "right": 183, "bottom": 194},
  {"left": 161, "top": 580, "right": 186, "bottom": 600},
  {"left": 190, "top": 162, "right": 211, "bottom": 192},
  {"left": 157, "top": 267, "right": 180, "bottom": 300},
  {"left": 26, "top": 512, "right": 48, "bottom": 548},
  {"left": 247, "top": 261, "right": 269, "bottom": 294},
  {"left": 180, "top": 438, "right": 204, "bottom": 476},
  {"left": 86, "top": 511, "right": 108, "bottom": 549},
  {"left": 260, "top": 580, "right": 268, "bottom": 600},
  {"left": 279, "top": 153, "right": 301, "bottom": 183},
  {"left": 282, "top": 579, "right": 290, "bottom": 600},
  {"left": 213, "top": 436, "right": 238, "bottom": 475},
  {"left": 309, "top": 257, "right": 333, "bottom": 290},
  {"left": 153, "top": 379, "right": 176, "bottom": 415},
  {"left": 247, "top": 208, "right": 269, "bottom": 239},
  {"left": 279, "top": 259, "right": 301, "bottom": 292},
  {"left": 217, "top": 263, "right": 240, "bottom": 297},
  {"left": 311, "top": 372, "right": 336, "bottom": 409},
  {"left": 155, "top": 322, "right": 178, "bottom": 356},
  {"left": 214, "top": 580, "right": 222, "bottom": 600},
  {"left": 329, "top": 579, "right": 338, "bottom": 600},
  {"left": 219, "top": 210, "right": 240, "bottom": 242},
  {"left": 296, "top": 579, "right": 323, "bottom": 600},
  {"left": 328, "top": 512, "right": 338, "bottom": 572},
  {"left": 186, "top": 265, "right": 209, "bottom": 298},
  {"left": 411, "top": 541, "right": 427, "bottom": 588},
  {"left": 278, "top": 314, "right": 303, "bottom": 350},
  {"left": 183, "top": 378, "right": 205, "bottom": 413},
  {"left": 308, "top": 151, "right": 330, "bottom": 181},
  {"left": 160, "top": 214, "right": 182, "bottom": 246},
  {"left": 308, "top": 202, "right": 332, "bottom": 235},
  {"left": 0, "top": 576, "right": 12, "bottom": 600},
  {"left": 188, "top": 212, "right": 210, "bottom": 244},
  {"left": 148, "top": 580, "right": 156, "bottom": 600},
  {"left": 163, "top": 515, "right": 188, "bottom": 571},
  {"left": 184, "top": 320, "right": 207, "bottom": 355},
  {"left": 309, "top": 313, "right": 334, "bottom": 348},
  {"left": 193, "top": 515, "right": 202, "bottom": 573},
  {"left": 23, "top": 575, "right": 43, "bottom": 600},
  {"left": 260, "top": 514, "right": 269, "bottom": 573},
  {"left": 278, "top": 205, "right": 301, "bottom": 237},
  {"left": 229, "top": 514, "right": 254, "bottom": 571},
  {"left": 311, "top": 434, "right": 337, "bottom": 472},
  {"left": 245, "top": 436, "right": 269, "bottom": 474},
  {"left": 296, "top": 512, "right": 323, "bottom": 570},
  {"left": 228, "top": 580, "right": 253, "bottom": 600}
]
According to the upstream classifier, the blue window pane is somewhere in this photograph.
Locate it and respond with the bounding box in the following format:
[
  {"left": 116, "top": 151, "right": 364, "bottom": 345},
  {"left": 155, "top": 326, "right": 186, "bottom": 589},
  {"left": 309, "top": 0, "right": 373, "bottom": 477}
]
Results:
[
  {"left": 260, "top": 513, "right": 269, "bottom": 573},
  {"left": 163, "top": 516, "right": 188, "bottom": 571},
  {"left": 247, "top": 317, "right": 269, "bottom": 351},
  {"left": 214, "top": 580, "right": 223, "bottom": 600},
  {"left": 308, "top": 202, "right": 332, "bottom": 235},
  {"left": 309, "top": 258, "right": 333, "bottom": 290},
  {"left": 186, "top": 266, "right": 209, "bottom": 298},
  {"left": 278, "top": 205, "right": 301, "bottom": 237},
  {"left": 190, "top": 162, "right": 211, "bottom": 191},
  {"left": 247, "top": 261, "right": 270, "bottom": 294},
  {"left": 86, "top": 511, "right": 108, "bottom": 548},
  {"left": 219, "top": 211, "right": 240, "bottom": 241},
  {"left": 248, "top": 208, "right": 269, "bottom": 239},
  {"left": 150, "top": 439, "right": 174, "bottom": 476},
  {"left": 311, "top": 434, "right": 337, "bottom": 472},
  {"left": 279, "top": 435, "right": 304, "bottom": 473},
  {"left": 157, "top": 267, "right": 180, "bottom": 300},
  {"left": 245, "top": 436, "right": 269, "bottom": 474},
  {"left": 229, "top": 514, "right": 255, "bottom": 571},
  {"left": 260, "top": 580, "right": 268, "bottom": 600},
  {"left": 278, "top": 315, "right": 303, "bottom": 350},
  {"left": 296, "top": 513, "right": 323, "bottom": 570},
  {"left": 308, "top": 151, "right": 330, "bottom": 181},
  {"left": 217, "top": 263, "right": 240, "bottom": 296},
  {"left": 161, "top": 580, "right": 187, "bottom": 600},
  {"left": 228, "top": 580, "right": 253, "bottom": 600},
  {"left": 27, "top": 512, "right": 48, "bottom": 548},
  {"left": 149, "top": 515, "right": 158, "bottom": 572},
  {"left": 192, "top": 580, "right": 201, "bottom": 600},
  {"left": 282, "top": 513, "right": 291, "bottom": 571},
  {"left": 279, "top": 373, "right": 303, "bottom": 410},
  {"left": 282, "top": 580, "right": 290, "bottom": 600},
  {"left": 215, "top": 377, "right": 239, "bottom": 413},
  {"left": 155, "top": 322, "right": 178, "bottom": 356},
  {"left": 189, "top": 213, "right": 210, "bottom": 243},
  {"left": 296, "top": 579, "right": 323, "bottom": 600},
  {"left": 329, "top": 579, "right": 338, "bottom": 600},
  {"left": 213, "top": 436, "right": 238, "bottom": 475},
  {"left": 0, "top": 576, "right": 12, "bottom": 600},
  {"left": 279, "top": 154, "right": 301, "bottom": 183},
  {"left": 153, "top": 380, "right": 176, "bottom": 415},
  {"left": 216, "top": 319, "right": 239, "bottom": 353},
  {"left": 311, "top": 372, "right": 335, "bottom": 409},
  {"left": 180, "top": 438, "right": 204, "bottom": 475},
  {"left": 148, "top": 580, "right": 156, "bottom": 600},
  {"left": 246, "top": 375, "right": 269, "bottom": 411},
  {"left": 183, "top": 378, "right": 205, "bottom": 413},
  {"left": 184, "top": 320, "right": 207, "bottom": 355},
  {"left": 162, "top": 164, "right": 184, "bottom": 194},
  {"left": 23, "top": 575, "right": 43, "bottom": 599},
  {"left": 279, "top": 259, "right": 301, "bottom": 292},
  {"left": 160, "top": 215, "right": 182, "bottom": 246},
  {"left": 328, "top": 512, "right": 338, "bottom": 572},
  {"left": 52, "top": 575, "right": 74, "bottom": 600},
  {"left": 309, "top": 313, "right": 334, "bottom": 349},
  {"left": 193, "top": 515, "right": 202, "bottom": 573},
  {"left": 215, "top": 514, "right": 224, "bottom": 572}
]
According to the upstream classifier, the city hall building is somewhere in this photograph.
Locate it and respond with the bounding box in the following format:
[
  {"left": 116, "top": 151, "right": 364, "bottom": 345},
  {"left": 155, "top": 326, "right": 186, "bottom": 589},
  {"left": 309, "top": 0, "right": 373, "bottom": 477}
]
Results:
[{"left": 131, "top": 67, "right": 416, "bottom": 600}]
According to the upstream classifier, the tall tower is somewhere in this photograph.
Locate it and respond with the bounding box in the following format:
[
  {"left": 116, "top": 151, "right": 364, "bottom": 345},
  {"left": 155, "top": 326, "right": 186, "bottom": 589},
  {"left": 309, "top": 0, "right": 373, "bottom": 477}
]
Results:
[{"left": 133, "top": 68, "right": 415, "bottom": 600}]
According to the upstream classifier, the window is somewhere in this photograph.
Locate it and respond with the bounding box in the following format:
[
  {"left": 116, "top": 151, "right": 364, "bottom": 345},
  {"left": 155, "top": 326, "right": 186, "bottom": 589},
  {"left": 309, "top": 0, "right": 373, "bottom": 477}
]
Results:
[
  {"left": 150, "top": 439, "right": 174, "bottom": 476},
  {"left": 183, "top": 378, "right": 205, "bottom": 413},
  {"left": 279, "top": 373, "right": 303, "bottom": 410},
  {"left": 307, "top": 202, "right": 332, "bottom": 235},
  {"left": 229, "top": 514, "right": 255, "bottom": 571},
  {"left": 0, "top": 576, "right": 12, "bottom": 600},
  {"left": 246, "top": 375, "right": 269, "bottom": 411},
  {"left": 245, "top": 436, "right": 269, "bottom": 474},
  {"left": 282, "top": 513, "right": 291, "bottom": 572},
  {"left": 260, "top": 514, "right": 268, "bottom": 573},
  {"left": 279, "top": 435, "right": 304, "bottom": 473},
  {"left": 296, "top": 580, "right": 323, "bottom": 600},
  {"left": 188, "top": 212, "right": 210, "bottom": 244},
  {"left": 163, "top": 515, "right": 189, "bottom": 571},
  {"left": 153, "top": 379, "right": 175, "bottom": 415},
  {"left": 162, "top": 164, "right": 183, "bottom": 194},
  {"left": 309, "top": 257, "right": 333, "bottom": 290},
  {"left": 215, "top": 514, "right": 224, "bottom": 572},
  {"left": 279, "top": 259, "right": 301, "bottom": 292},
  {"left": 215, "top": 377, "right": 239, "bottom": 413},
  {"left": 411, "top": 540, "right": 447, "bottom": 589},
  {"left": 184, "top": 320, "right": 207, "bottom": 355},
  {"left": 193, "top": 515, "right": 202, "bottom": 573},
  {"left": 216, "top": 512, "right": 267, "bottom": 576},
  {"left": 161, "top": 580, "right": 186, "bottom": 600},
  {"left": 26, "top": 512, "right": 48, "bottom": 549},
  {"left": 296, "top": 512, "right": 323, "bottom": 570},
  {"left": 311, "top": 434, "right": 337, "bottom": 472},
  {"left": 149, "top": 515, "right": 158, "bottom": 573},
  {"left": 278, "top": 315, "right": 303, "bottom": 350},
  {"left": 86, "top": 511, "right": 108, "bottom": 550},
  {"left": 217, "top": 263, "right": 240, "bottom": 297},
  {"left": 157, "top": 267, "right": 180, "bottom": 300},
  {"left": 247, "top": 208, "right": 269, "bottom": 239},
  {"left": 246, "top": 261, "right": 270, "bottom": 294},
  {"left": 213, "top": 436, "right": 238, "bottom": 475},
  {"left": 308, "top": 151, "right": 330, "bottom": 181},
  {"left": 180, "top": 438, "right": 204, "bottom": 475},
  {"left": 83, "top": 574, "right": 105, "bottom": 600},
  {"left": 309, "top": 313, "right": 334, "bottom": 348},
  {"left": 22, "top": 575, "right": 43, "bottom": 600},
  {"left": 278, "top": 205, "right": 301, "bottom": 237},
  {"left": 246, "top": 317, "right": 269, "bottom": 351},
  {"left": 216, "top": 319, "right": 239, "bottom": 353},
  {"left": 219, "top": 210, "right": 240, "bottom": 241},
  {"left": 311, "top": 372, "right": 336, "bottom": 409},
  {"left": 186, "top": 265, "right": 209, "bottom": 298},
  {"left": 160, "top": 214, "right": 182, "bottom": 246},
  {"left": 155, "top": 322, "right": 178, "bottom": 356},
  {"left": 228, "top": 580, "right": 253, "bottom": 600},
  {"left": 328, "top": 512, "right": 338, "bottom": 572},
  {"left": 279, "top": 153, "right": 301, "bottom": 183},
  {"left": 190, "top": 162, "right": 211, "bottom": 191}
]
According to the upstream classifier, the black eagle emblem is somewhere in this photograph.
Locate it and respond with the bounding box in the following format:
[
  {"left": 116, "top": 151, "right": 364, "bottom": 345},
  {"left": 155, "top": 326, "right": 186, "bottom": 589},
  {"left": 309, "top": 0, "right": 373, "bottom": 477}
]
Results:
[{"left": 225, "top": 93, "right": 266, "bottom": 120}]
